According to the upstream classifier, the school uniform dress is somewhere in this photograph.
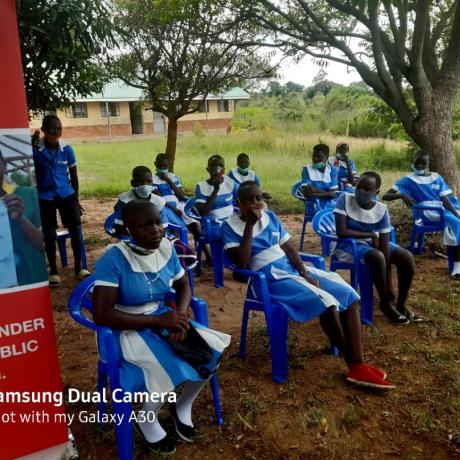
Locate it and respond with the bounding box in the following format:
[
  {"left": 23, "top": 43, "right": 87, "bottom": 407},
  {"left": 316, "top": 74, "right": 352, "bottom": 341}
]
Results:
[
  {"left": 392, "top": 172, "right": 460, "bottom": 246},
  {"left": 301, "top": 164, "right": 339, "bottom": 215},
  {"left": 333, "top": 193, "right": 398, "bottom": 263},
  {"left": 328, "top": 157, "right": 358, "bottom": 189},
  {"left": 228, "top": 169, "right": 261, "bottom": 187},
  {"left": 222, "top": 210, "right": 359, "bottom": 322},
  {"left": 94, "top": 239, "right": 231, "bottom": 394},
  {"left": 152, "top": 172, "right": 196, "bottom": 226},
  {"left": 32, "top": 140, "right": 81, "bottom": 230},
  {"left": 195, "top": 176, "right": 238, "bottom": 240}
]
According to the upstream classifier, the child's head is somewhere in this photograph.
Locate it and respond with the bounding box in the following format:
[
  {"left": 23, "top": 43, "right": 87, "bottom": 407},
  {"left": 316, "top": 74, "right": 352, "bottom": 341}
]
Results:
[
  {"left": 355, "top": 171, "right": 381, "bottom": 207},
  {"left": 131, "top": 166, "right": 153, "bottom": 187},
  {"left": 154, "top": 153, "right": 169, "bottom": 173},
  {"left": 412, "top": 150, "right": 430, "bottom": 174},
  {"left": 237, "top": 153, "right": 250, "bottom": 171},
  {"left": 312, "top": 144, "right": 329, "bottom": 168},
  {"left": 237, "top": 181, "right": 264, "bottom": 214},
  {"left": 41, "top": 115, "right": 62, "bottom": 146},
  {"left": 336, "top": 142, "right": 349, "bottom": 158},
  {"left": 207, "top": 155, "right": 225, "bottom": 178}
]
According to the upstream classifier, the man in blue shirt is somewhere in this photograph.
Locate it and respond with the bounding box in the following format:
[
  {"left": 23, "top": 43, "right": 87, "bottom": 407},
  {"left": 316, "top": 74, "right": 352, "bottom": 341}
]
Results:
[{"left": 32, "top": 115, "right": 90, "bottom": 286}]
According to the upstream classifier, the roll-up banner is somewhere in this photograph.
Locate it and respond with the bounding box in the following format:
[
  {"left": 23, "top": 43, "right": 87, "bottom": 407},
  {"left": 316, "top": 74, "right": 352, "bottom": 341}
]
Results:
[{"left": 0, "top": 1, "right": 69, "bottom": 458}]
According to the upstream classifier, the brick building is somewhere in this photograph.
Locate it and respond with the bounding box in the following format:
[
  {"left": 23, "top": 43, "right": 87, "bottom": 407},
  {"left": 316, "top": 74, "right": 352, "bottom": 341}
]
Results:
[{"left": 29, "top": 82, "right": 250, "bottom": 139}]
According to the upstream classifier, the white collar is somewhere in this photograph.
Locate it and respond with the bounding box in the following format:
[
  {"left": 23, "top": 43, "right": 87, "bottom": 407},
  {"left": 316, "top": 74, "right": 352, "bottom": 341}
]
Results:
[
  {"left": 118, "top": 190, "right": 166, "bottom": 208},
  {"left": 152, "top": 173, "right": 177, "bottom": 185},
  {"left": 406, "top": 172, "right": 440, "bottom": 185},
  {"left": 230, "top": 168, "right": 255, "bottom": 184},
  {"left": 198, "top": 176, "right": 234, "bottom": 195},
  {"left": 305, "top": 164, "right": 332, "bottom": 183},
  {"left": 345, "top": 193, "right": 387, "bottom": 224},
  {"left": 227, "top": 211, "right": 270, "bottom": 237}
]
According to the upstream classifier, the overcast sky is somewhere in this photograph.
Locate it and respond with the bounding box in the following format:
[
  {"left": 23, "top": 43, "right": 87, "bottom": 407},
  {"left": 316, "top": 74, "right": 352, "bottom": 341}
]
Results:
[{"left": 276, "top": 55, "right": 362, "bottom": 87}]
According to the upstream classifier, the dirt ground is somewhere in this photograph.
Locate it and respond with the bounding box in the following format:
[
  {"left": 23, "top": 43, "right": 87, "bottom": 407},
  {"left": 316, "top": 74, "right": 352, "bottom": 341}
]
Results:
[{"left": 52, "top": 198, "right": 460, "bottom": 460}]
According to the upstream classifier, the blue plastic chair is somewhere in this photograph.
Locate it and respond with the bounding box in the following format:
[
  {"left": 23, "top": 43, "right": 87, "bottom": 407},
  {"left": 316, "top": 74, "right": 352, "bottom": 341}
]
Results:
[
  {"left": 184, "top": 198, "right": 227, "bottom": 288},
  {"left": 291, "top": 181, "right": 321, "bottom": 251},
  {"left": 223, "top": 252, "right": 338, "bottom": 383},
  {"left": 68, "top": 275, "right": 223, "bottom": 460},
  {"left": 56, "top": 226, "right": 88, "bottom": 270}
]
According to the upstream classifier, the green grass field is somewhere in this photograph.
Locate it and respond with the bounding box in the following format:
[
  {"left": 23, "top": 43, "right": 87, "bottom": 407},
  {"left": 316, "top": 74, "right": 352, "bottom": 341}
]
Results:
[{"left": 76, "top": 131, "right": 412, "bottom": 212}]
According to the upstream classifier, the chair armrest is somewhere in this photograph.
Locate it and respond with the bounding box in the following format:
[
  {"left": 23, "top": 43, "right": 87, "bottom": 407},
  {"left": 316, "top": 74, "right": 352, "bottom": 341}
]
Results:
[
  {"left": 299, "top": 252, "right": 326, "bottom": 270},
  {"left": 69, "top": 308, "right": 98, "bottom": 331}
]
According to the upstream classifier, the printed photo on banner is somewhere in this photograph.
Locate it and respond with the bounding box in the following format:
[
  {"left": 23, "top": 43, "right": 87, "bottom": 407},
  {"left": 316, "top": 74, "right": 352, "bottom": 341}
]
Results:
[{"left": 0, "top": 132, "right": 47, "bottom": 289}]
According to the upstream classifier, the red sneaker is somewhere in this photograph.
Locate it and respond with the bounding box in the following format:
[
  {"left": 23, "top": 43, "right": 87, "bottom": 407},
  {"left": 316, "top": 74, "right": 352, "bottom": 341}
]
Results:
[
  {"left": 364, "top": 364, "right": 387, "bottom": 380},
  {"left": 347, "top": 363, "right": 395, "bottom": 389}
]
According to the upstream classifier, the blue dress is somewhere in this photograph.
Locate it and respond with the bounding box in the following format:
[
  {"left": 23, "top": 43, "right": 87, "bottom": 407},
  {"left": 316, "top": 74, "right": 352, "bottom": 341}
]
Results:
[
  {"left": 195, "top": 176, "right": 238, "bottom": 240},
  {"left": 392, "top": 172, "right": 460, "bottom": 246},
  {"left": 222, "top": 210, "right": 359, "bottom": 322},
  {"left": 333, "top": 193, "right": 398, "bottom": 263},
  {"left": 228, "top": 169, "right": 261, "bottom": 187},
  {"left": 328, "top": 157, "right": 358, "bottom": 190},
  {"left": 94, "top": 240, "right": 231, "bottom": 394},
  {"left": 301, "top": 164, "right": 339, "bottom": 215}
]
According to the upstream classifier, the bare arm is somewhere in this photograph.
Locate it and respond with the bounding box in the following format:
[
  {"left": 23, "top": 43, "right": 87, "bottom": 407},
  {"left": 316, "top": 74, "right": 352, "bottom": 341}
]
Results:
[
  {"left": 195, "top": 185, "right": 219, "bottom": 217},
  {"left": 227, "top": 214, "right": 258, "bottom": 268},
  {"left": 281, "top": 240, "right": 319, "bottom": 286},
  {"left": 165, "top": 177, "right": 185, "bottom": 200},
  {"left": 69, "top": 166, "right": 79, "bottom": 197},
  {"left": 382, "top": 187, "right": 415, "bottom": 208}
]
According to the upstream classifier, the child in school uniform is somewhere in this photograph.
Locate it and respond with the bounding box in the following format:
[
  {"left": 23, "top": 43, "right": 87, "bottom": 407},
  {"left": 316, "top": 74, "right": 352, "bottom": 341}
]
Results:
[
  {"left": 194, "top": 155, "right": 238, "bottom": 240},
  {"left": 222, "top": 181, "right": 394, "bottom": 389},
  {"left": 383, "top": 150, "right": 460, "bottom": 279},
  {"left": 334, "top": 171, "right": 421, "bottom": 324},
  {"left": 301, "top": 143, "right": 339, "bottom": 215},
  {"left": 328, "top": 142, "right": 358, "bottom": 190},
  {"left": 228, "top": 152, "right": 271, "bottom": 200}
]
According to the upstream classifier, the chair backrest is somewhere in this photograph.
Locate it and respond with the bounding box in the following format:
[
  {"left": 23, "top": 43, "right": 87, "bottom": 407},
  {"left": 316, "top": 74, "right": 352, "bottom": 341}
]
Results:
[
  {"left": 291, "top": 181, "right": 305, "bottom": 201},
  {"left": 412, "top": 204, "right": 445, "bottom": 228},
  {"left": 312, "top": 209, "right": 337, "bottom": 237},
  {"left": 68, "top": 275, "right": 97, "bottom": 330},
  {"left": 104, "top": 213, "right": 130, "bottom": 241},
  {"left": 184, "top": 197, "right": 202, "bottom": 221}
]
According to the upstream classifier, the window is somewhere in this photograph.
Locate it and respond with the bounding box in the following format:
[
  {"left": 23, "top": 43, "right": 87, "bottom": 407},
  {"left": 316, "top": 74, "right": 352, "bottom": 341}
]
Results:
[
  {"left": 217, "top": 99, "right": 229, "bottom": 112},
  {"left": 65, "top": 103, "right": 88, "bottom": 118},
  {"left": 197, "top": 101, "right": 208, "bottom": 113},
  {"left": 100, "top": 102, "right": 120, "bottom": 117}
]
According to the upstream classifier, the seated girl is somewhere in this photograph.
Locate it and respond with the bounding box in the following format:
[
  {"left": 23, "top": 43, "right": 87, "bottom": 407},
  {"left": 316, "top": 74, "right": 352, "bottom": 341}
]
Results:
[
  {"left": 222, "top": 181, "right": 394, "bottom": 390},
  {"left": 383, "top": 150, "right": 460, "bottom": 279},
  {"left": 328, "top": 142, "right": 358, "bottom": 190},
  {"left": 228, "top": 152, "right": 271, "bottom": 200},
  {"left": 334, "top": 172, "right": 421, "bottom": 324},
  {"left": 93, "top": 200, "right": 230, "bottom": 455},
  {"left": 301, "top": 143, "right": 339, "bottom": 215},
  {"left": 194, "top": 155, "right": 238, "bottom": 241}
]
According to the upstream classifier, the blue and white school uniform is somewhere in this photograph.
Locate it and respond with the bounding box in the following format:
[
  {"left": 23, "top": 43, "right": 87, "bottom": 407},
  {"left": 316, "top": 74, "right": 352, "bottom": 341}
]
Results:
[
  {"left": 152, "top": 173, "right": 196, "bottom": 227},
  {"left": 392, "top": 172, "right": 460, "bottom": 246},
  {"left": 333, "top": 193, "right": 398, "bottom": 263},
  {"left": 94, "top": 240, "right": 231, "bottom": 394},
  {"left": 228, "top": 169, "right": 261, "bottom": 187},
  {"left": 222, "top": 210, "right": 359, "bottom": 322},
  {"left": 114, "top": 190, "right": 168, "bottom": 228},
  {"left": 195, "top": 176, "right": 238, "bottom": 240},
  {"left": 328, "top": 157, "right": 358, "bottom": 189},
  {"left": 301, "top": 164, "right": 339, "bottom": 215}
]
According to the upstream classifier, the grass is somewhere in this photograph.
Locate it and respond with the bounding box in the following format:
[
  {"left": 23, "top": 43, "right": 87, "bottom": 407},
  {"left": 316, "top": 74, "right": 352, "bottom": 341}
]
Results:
[{"left": 75, "top": 131, "right": 410, "bottom": 212}]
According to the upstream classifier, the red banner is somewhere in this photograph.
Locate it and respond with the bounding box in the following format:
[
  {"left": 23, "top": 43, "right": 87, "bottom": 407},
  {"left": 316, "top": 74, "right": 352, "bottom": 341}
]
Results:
[{"left": 0, "top": 1, "right": 68, "bottom": 458}]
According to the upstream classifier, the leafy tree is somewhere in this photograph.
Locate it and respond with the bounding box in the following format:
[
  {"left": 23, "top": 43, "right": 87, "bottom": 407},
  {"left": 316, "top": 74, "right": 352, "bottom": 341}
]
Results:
[
  {"left": 112, "top": 0, "right": 273, "bottom": 170},
  {"left": 274, "top": 93, "right": 306, "bottom": 121},
  {"left": 17, "top": 0, "right": 114, "bottom": 112},
  {"left": 237, "top": 0, "right": 460, "bottom": 190}
]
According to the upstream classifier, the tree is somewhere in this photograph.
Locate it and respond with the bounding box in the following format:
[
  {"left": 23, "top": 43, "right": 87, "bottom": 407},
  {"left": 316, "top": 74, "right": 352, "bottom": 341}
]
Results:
[
  {"left": 238, "top": 0, "right": 460, "bottom": 191},
  {"left": 17, "top": 0, "right": 114, "bottom": 112},
  {"left": 112, "top": 0, "right": 273, "bottom": 170}
]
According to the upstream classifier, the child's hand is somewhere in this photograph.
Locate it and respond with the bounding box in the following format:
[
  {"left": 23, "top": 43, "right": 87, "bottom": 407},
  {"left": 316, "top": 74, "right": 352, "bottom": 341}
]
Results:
[
  {"left": 371, "top": 233, "right": 380, "bottom": 248},
  {"left": 302, "top": 273, "right": 320, "bottom": 287},
  {"left": 301, "top": 184, "right": 313, "bottom": 198},
  {"left": 169, "top": 329, "right": 187, "bottom": 341},
  {"left": 247, "top": 208, "right": 262, "bottom": 225},
  {"left": 31, "top": 130, "right": 40, "bottom": 148},
  {"left": 401, "top": 194, "right": 415, "bottom": 208},
  {"left": 155, "top": 312, "right": 189, "bottom": 332},
  {"left": 3, "top": 193, "right": 25, "bottom": 220},
  {"left": 173, "top": 208, "right": 183, "bottom": 217}
]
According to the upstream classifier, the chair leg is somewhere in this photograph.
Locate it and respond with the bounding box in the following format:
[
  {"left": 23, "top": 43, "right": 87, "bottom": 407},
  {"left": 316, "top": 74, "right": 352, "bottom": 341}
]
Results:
[
  {"left": 409, "top": 229, "right": 417, "bottom": 254},
  {"left": 188, "top": 269, "right": 195, "bottom": 294},
  {"left": 321, "top": 237, "right": 331, "bottom": 257},
  {"left": 112, "top": 401, "right": 133, "bottom": 460},
  {"left": 359, "top": 265, "right": 374, "bottom": 325},
  {"left": 299, "top": 216, "right": 308, "bottom": 251},
  {"left": 417, "top": 232, "right": 425, "bottom": 254},
  {"left": 447, "top": 246, "right": 454, "bottom": 273},
  {"left": 209, "top": 374, "right": 224, "bottom": 425},
  {"left": 265, "top": 305, "right": 288, "bottom": 383},
  {"left": 350, "top": 267, "right": 359, "bottom": 290},
  {"left": 210, "top": 241, "right": 224, "bottom": 288},
  {"left": 195, "top": 240, "right": 202, "bottom": 277},
  {"left": 239, "top": 303, "right": 250, "bottom": 359},
  {"left": 97, "top": 361, "right": 108, "bottom": 418},
  {"left": 58, "top": 237, "right": 68, "bottom": 267}
]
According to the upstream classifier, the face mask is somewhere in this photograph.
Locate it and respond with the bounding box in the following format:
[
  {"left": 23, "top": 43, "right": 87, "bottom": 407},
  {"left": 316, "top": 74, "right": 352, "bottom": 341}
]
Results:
[
  {"left": 355, "top": 189, "right": 374, "bottom": 207},
  {"left": 134, "top": 184, "right": 154, "bottom": 199},
  {"left": 157, "top": 168, "right": 168, "bottom": 175},
  {"left": 411, "top": 164, "right": 426, "bottom": 176},
  {"left": 336, "top": 153, "right": 345, "bottom": 161},
  {"left": 238, "top": 167, "right": 249, "bottom": 174},
  {"left": 312, "top": 161, "right": 326, "bottom": 170},
  {"left": 216, "top": 165, "right": 223, "bottom": 174}
]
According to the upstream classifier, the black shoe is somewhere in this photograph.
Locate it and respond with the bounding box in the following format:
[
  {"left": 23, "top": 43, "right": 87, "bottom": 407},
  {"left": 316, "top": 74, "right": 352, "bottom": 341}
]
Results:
[
  {"left": 133, "top": 421, "right": 176, "bottom": 455},
  {"left": 380, "top": 305, "right": 410, "bottom": 325},
  {"left": 169, "top": 403, "right": 198, "bottom": 443},
  {"left": 396, "top": 306, "right": 423, "bottom": 323}
]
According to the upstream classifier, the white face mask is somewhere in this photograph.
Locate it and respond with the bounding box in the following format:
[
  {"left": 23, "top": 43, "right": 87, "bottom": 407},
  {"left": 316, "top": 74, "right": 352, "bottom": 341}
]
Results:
[
  {"left": 134, "top": 184, "right": 154, "bottom": 199},
  {"left": 411, "top": 164, "right": 427, "bottom": 176}
]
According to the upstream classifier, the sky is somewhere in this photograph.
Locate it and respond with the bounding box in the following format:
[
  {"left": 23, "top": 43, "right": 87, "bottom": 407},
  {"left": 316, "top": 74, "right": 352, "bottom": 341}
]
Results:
[{"left": 276, "top": 54, "right": 362, "bottom": 87}]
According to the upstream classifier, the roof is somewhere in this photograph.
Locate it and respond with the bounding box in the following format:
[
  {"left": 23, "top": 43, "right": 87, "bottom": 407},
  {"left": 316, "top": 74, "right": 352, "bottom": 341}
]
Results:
[{"left": 75, "top": 81, "right": 250, "bottom": 102}]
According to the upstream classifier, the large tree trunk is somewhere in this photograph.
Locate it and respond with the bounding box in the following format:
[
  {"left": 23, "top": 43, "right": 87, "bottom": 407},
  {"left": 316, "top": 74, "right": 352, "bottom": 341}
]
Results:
[
  {"left": 411, "top": 98, "right": 460, "bottom": 194},
  {"left": 165, "top": 117, "right": 178, "bottom": 172}
]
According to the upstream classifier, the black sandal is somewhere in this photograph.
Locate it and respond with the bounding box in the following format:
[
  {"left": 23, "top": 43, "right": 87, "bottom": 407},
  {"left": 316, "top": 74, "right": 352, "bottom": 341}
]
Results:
[
  {"left": 380, "top": 305, "right": 410, "bottom": 325},
  {"left": 397, "top": 307, "right": 423, "bottom": 323}
]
